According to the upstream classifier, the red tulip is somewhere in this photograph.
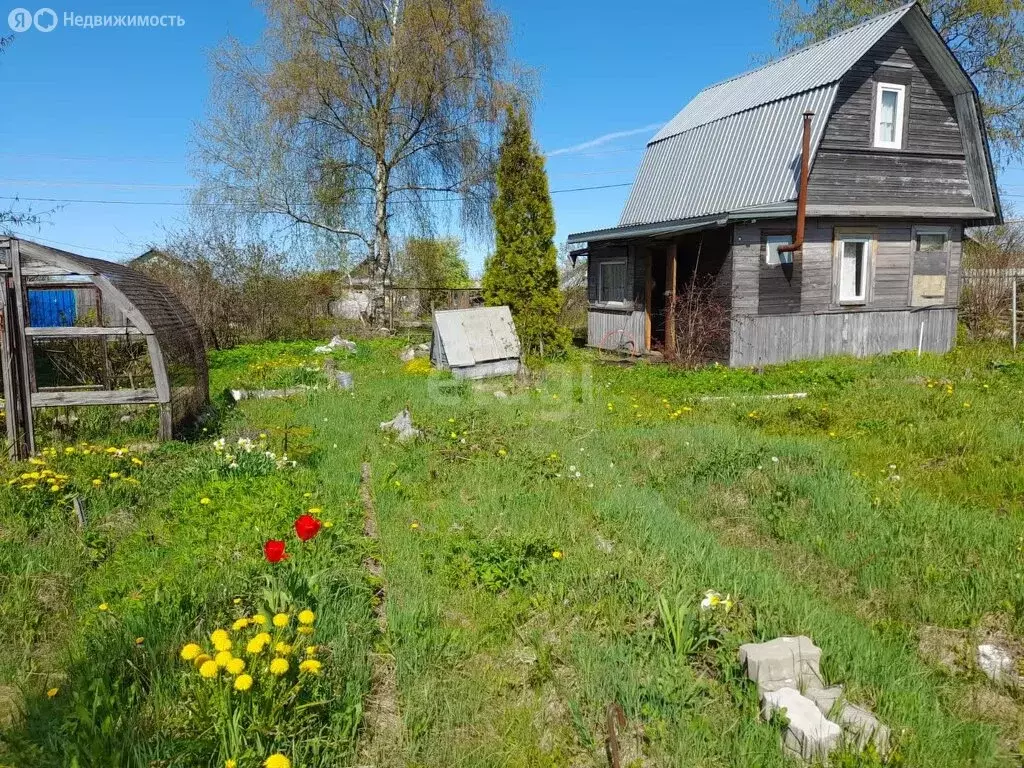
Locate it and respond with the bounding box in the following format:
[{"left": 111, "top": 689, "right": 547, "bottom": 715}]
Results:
[
  {"left": 294, "top": 514, "right": 322, "bottom": 542},
  {"left": 264, "top": 539, "right": 287, "bottom": 563}
]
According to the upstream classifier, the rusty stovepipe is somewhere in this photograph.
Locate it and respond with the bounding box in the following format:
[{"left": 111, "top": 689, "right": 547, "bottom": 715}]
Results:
[{"left": 778, "top": 111, "right": 814, "bottom": 255}]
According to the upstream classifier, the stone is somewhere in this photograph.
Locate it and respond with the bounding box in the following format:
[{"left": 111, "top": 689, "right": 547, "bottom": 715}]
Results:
[
  {"left": 399, "top": 347, "right": 416, "bottom": 363},
  {"left": 315, "top": 336, "right": 357, "bottom": 354},
  {"left": 806, "top": 685, "right": 843, "bottom": 716},
  {"left": 977, "top": 643, "right": 1017, "bottom": 683},
  {"left": 739, "top": 636, "right": 824, "bottom": 692},
  {"left": 333, "top": 371, "right": 354, "bottom": 390},
  {"left": 493, "top": 391, "right": 508, "bottom": 400},
  {"left": 380, "top": 409, "right": 421, "bottom": 442},
  {"left": 835, "top": 703, "right": 890, "bottom": 754},
  {"left": 595, "top": 535, "right": 615, "bottom": 554},
  {"left": 761, "top": 687, "right": 842, "bottom": 762}
]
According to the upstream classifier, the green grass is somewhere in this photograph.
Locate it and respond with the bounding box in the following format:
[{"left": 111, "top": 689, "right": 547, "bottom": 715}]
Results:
[{"left": 1, "top": 336, "right": 1023, "bottom": 766}]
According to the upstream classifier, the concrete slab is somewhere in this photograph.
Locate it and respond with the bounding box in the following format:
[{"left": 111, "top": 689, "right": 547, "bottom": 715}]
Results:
[
  {"left": 739, "top": 636, "right": 824, "bottom": 692},
  {"left": 761, "top": 687, "right": 842, "bottom": 762},
  {"left": 806, "top": 685, "right": 843, "bottom": 716},
  {"left": 836, "top": 703, "right": 891, "bottom": 754}
]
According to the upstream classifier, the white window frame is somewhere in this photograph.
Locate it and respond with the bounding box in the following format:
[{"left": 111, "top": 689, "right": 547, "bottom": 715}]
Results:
[
  {"left": 765, "top": 234, "right": 794, "bottom": 266},
  {"left": 834, "top": 230, "right": 875, "bottom": 305},
  {"left": 597, "top": 258, "right": 627, "bottom": 305},
  {"left": 873, "top": 82, "right": 906, "bottom": 150}
]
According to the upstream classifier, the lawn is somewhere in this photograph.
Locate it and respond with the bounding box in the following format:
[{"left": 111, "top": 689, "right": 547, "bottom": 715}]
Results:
[{"left": 0, "top": 336, "right": 1022, "bottom": 766}]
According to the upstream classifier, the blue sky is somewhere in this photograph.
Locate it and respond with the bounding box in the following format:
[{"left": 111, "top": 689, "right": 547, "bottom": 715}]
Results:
[{"left": 1, "top": 0, "right": 1021, "bottom": 272}]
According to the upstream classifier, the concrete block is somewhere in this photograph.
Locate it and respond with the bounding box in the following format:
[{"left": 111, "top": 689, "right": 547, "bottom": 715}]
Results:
[
  {"left": 761, "top": 687, "right": 842, "bottom": 762},
  {"left": 977, "top": 644, "right": 1019, "bottom": 684},
  {"left": 739, "top": 636, "right": 824, "bottom": 692},
  {"left": 380, "top": 409, "right": 421, "bottom": 441},
  {"left": 836, "top": 703, "right": 891, "bottom": 754},
  {"left": 806, "top": 685, "right": 843, "bottom": 716}
]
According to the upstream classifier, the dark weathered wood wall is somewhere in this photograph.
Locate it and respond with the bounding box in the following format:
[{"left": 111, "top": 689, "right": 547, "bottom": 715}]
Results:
[{"left": 808, "top": 22, "right": 974, "bottom": 209}]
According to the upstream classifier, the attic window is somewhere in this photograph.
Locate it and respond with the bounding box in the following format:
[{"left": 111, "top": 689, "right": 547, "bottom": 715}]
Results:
[{"left": 874, "top": 83, "right": 906, "bottom": 149}]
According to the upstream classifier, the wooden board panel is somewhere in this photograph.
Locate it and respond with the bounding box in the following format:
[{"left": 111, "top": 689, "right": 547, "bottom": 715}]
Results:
[
  {"left": 32, "top": 388, "right": 160, "bottom": 407},
  {"left": 587, "top": 310, "right": 647, "bottom": 354},
  {"left": 730, "top": 307, "right": 957, "bottom": 367}
]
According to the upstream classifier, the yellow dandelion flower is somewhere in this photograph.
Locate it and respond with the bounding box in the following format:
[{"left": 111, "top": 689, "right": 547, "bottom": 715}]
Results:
[
  {"left": 297, "top": 609, "right": 315, "bottom": 625},
  {"left": 131, "top": 457, "right": 144, "bottom": 466},
  {"left": 46, "top": 687, "right": 59, "bottom": 698},
  {"left": 199, "top": 660, "right": 219, "bottom": 679},
  {"left": 264, "top": 754, "right": 291, "bottom": 768},
  {"left": 200, "top": 497, "right": 211, "bottom": 505},
  {"left": 210, "top": 629, "right": 229, "bottom": 645},
  {"left": 250, "top": 614, "right": 267, "bottom": 626},
  {"left": 98, "top": 603, "right": 109, "bottom": 612},
  {"left": 246, "top": 637, "right": 268, "bottom": 655},
  {"left": 299, "top": 659, "right": 322, "bottom": 675},
  {"left": 233, "top": 673, "right": 253, "bottom": 692},
  {"left": 272, "top": 613, "right": 289, "bottom": 628},
  {"left": 275, "top": 642, "right": 292, "bottom": 655},
  {"left": 269, "top": 658, "right": 289, "bottom": 676},
  {"left": 410, "top": 521, "right": 420, "bottom": 530},
  {"left": 92, "top": 479, "right": 102, "bottom": 487},
  {"left": 305, "top": 645, "right": 317, "bottom": 657},
  {"left": 193, "top": 653, "right": 211, "bottom": 669},
  {"left": 552, "top": 550, "right": 564, "bottom": 560},
  {"left": 323, "top": 521, "right": 333, "bottom": 528},
  {"left": 225, "top": 657, "right": 246, "bottom": 675},
  {"left": 214, "top": 650, "right": 233, "bottom": 668},
  {"left": 233, "top": 598, "right": 242, "bottom": 605},
  {"left": 108, "top": 472, "right": 120, "bottom": 479},
  {"left": 308, "top": 507, "right": 322, "bottom": 515},
  {"left": 297, "top": 626, "right": 314, "bottom": 635},
  {"left": 232, "top": 617, "right": 250, "bottom": 631},
  {"left": 226, "top": 760, "right": 238, "bottom": 768},
  {"left": 134, "top": 637, "right": 144, "bottom": 645}
]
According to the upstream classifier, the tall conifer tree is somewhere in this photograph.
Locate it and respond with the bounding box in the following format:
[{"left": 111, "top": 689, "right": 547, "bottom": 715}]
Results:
[{"left": 483, "top": 105, "right": 569, "bottom": 357}]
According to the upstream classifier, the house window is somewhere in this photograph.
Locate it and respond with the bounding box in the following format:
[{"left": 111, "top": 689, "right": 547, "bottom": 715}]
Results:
[
  {"left": 874, "top": 83, "right": 906, "bottom": 149},
  {"left": 917, "top": 231, "right": 948, "bottom": 252},
  {"left": 836, "top": 233, "right": 873, "bottom": 304},
  {"left": 597, "top": 259, "right": 627, "bottom": 303},
  {"left": 765, "top": 235, "right": 794, "bottom": 266}
]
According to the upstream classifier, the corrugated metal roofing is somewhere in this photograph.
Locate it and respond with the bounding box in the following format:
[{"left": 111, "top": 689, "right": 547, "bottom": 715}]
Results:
[
  {"left": 616, "top": 3, "right": 918, "bottom": 228},
  {"left": 432, "top": 306, "right": 521, "bottom": 368},
  {"left": 653, "top": 2, "right": 916, "bottom": 141},
  {"left": 621, "top": 85, "right": 837, "bottom": 227}
]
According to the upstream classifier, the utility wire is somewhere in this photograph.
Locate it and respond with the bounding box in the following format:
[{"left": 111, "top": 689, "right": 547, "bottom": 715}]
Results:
[{"left": 0, "top": 182, "right": 635, "bottom": 208}]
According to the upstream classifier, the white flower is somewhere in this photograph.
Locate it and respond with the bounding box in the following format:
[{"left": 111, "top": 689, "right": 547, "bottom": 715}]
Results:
[{"left": 771, "top": 457, "right": 779, "bottom": 463}]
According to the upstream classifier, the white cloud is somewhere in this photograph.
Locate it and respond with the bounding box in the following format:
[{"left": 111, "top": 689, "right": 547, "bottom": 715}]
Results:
[{"left": 545, "top": 123, "right": 664, "bottom": 157}]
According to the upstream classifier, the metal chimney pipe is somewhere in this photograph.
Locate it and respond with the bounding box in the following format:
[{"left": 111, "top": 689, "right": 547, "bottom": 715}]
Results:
[{"left": 778, "top": 111, "right": 814, "bottom": 255}]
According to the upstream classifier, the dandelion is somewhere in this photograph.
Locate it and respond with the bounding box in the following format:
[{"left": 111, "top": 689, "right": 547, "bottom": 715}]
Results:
[
  {"left": 200, "top": 497, "right": 211, "bottom": 505},
  {"left": 46, "top": 687, "right": 59, "bottom": 698},
  {"left": 275, "top": 642, "right": 293, "bottom": 655},
  {"left": 98, "top": 603, "right": 109, "bottom": 612},
  {"left": 498, "top": 448, "right": 507, "bottom": 456},
  {"left": 131, "top": 457, "right": 143, "bottom": 466},
  {"left": 210, "top": 629, "right": 230, "bottom": 646},
  {"left": 552, "top": 550, "right": 563, "bottom": 560},
  {"left": 233, "top": 674, "right": 253, "bottom": 692},
  {"left": 264, "top": 754, "right": 291, "bottom": 768},
  {"left": 134, "top": 637, "right": 145, "bottom": 646},
  {"left": 193, "top": 653, "right": 212, "bottom": 668},
  {"left": 215, "top": 650, "right": 234, "bottom": 668},
  {"left": 251, "top": 615, "right": 267, "bottom": 626},
  {"left": 108, "top": 472, "right": 120, "bottom": 479},
  {"left": 305, "top": 646, "right": 317, "bottom": 657},
  {"left": 272, "top": 613, "right": 290, "bottom": 628},
  {"left": 247, "top": 637, "right": 268, "bottom": 655},
  {"left": 269, "top": 658, "right": 289, "bottom": 676},
  {"left": 410, "top": 521, "right": 420, "bottom": 530},
  {"left": 307, "top": 507, "right": 322, "bottom": 515},
  {"left": 233, "top": 598, "right": 242, "bottom": 605},
  {"left": 226, "top": 657, "right": 246, "bottom": 675},
  {"left": 226, "top": 761, "right": 238, "bottom": 768},
  {"left": 323, "top": 521, "right": 334, "bottom": 529},
  {"left": 298, "top": 609, "right": 315, "bottom": 625},
  {"left": 297, "top": 626, "right": 314, "bottom": 635},
  {"left": 199, "top": 660, "right": 219, "bottom": 679},
  {"left": 232, "top": 618, "right": 250, "bottom": 631},
  {"left": 92, "top": 479, "right": 102, "bottom": 487},
  {"left": 299, "top": 659, "right": 322, "bottom": 675}
]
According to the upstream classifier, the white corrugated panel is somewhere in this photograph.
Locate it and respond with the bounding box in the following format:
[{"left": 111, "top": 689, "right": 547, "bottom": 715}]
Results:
[
  {"left": 653, "top": 3, "right": 914, "bottom": 141},
  {"left": 620, "top": 85, "right": 837, "bottom": 226},
  {"left": 433, "top": 306, "right": 521, "bottom": 367}
]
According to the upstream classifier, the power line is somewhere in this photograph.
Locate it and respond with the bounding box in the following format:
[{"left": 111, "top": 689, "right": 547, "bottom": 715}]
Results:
[
  {"left": 0, "top": 182, "right": 634, "bottom": 208},
  {"left": 9, "top": 231, "right": 139, "bottom": 258}
]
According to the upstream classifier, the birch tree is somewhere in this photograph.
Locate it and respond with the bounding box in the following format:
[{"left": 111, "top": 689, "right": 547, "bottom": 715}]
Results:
[{"left": 195, "top": 0, "right": 517, "bottom": 325}]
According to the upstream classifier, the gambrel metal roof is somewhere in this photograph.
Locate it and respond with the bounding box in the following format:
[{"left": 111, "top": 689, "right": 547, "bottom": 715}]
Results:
[{"left": 569, "top": 2, "right": 999, "bottom": 243}]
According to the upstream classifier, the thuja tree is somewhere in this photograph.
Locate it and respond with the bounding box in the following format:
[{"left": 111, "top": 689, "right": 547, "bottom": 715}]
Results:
[{"left": 482, "top": 105, "right": 569, "bottom": 357}]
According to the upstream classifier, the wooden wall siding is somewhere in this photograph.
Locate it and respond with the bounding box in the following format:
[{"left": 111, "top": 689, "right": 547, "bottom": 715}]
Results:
[
  {"left": 587, "top": 244, "right": 647, "bottom": 311},
  {"left": 808, "top": 22, "right": 974, "bottom": 207},
  {"left": 587, "top": 309, "right": 647, "bottom": 353},
  {"left": 730, "top": 307, "right": 957, "bottom": 367},
  {"left": 732, "top": 219, "right": 963, "bottom": 315}
]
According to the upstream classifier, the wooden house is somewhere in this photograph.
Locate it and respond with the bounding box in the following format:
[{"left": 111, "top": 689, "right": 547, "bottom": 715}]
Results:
[{"left": 568, "top": 2, "right": 1000, "bottom": 366}]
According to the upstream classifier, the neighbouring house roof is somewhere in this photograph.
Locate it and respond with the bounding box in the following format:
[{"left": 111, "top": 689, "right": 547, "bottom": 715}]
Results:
[{"left": 569, "top": 2, "right": 999, "bottom": 243}]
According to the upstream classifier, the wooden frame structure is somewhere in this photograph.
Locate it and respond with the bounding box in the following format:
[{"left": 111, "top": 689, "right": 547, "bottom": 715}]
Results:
[{"left": 0, "top": 238, "right": 208, "bottom": 459}]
